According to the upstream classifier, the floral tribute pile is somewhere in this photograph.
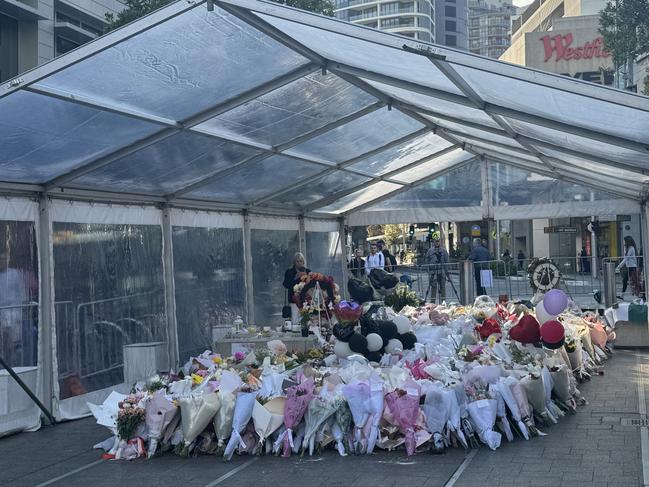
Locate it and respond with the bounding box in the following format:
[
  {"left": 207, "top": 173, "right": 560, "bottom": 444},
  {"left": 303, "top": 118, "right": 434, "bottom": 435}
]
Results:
[{"left": 90, "top": 290, "right": 615, "bottom": 461}]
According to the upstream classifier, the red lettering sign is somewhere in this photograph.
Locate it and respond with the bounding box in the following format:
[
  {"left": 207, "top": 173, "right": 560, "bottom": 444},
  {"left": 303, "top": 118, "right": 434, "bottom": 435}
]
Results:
[{"left": 540, "top": 34, "right": 611, "bottom": 62}]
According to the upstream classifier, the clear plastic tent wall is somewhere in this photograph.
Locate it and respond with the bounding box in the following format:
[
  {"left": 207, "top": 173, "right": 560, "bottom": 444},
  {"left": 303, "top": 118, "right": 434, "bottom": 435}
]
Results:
[{"left": 0, "top": 0, "right": 647, "bottom": 426}]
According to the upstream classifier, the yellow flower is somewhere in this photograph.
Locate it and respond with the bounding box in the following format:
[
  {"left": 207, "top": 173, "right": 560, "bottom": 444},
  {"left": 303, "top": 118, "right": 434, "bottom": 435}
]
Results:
[
  {"left": 487, "top": 334, "right": 498, "bottom": 348},
  {"left": 191, "top": 373, "right": 204, "bottom": 385},
  {"left": 212, "top": 356, "right": 222, "bottom": 364}
]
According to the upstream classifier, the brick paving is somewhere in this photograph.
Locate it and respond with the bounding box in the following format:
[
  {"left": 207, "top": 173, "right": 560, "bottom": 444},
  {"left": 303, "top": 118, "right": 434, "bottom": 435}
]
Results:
[{"left": 0, "top": 349, "right": 645, "bottom": 487}]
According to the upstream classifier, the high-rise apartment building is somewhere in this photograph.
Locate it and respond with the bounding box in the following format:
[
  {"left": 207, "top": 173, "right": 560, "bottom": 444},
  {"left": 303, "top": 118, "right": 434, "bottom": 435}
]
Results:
[
  {"left": 0, "top": 0, "right": 125, "bottom": 82},
  {"left": 434, "top": 0, "right": 468, "bottom": 49},
  {"left": 468, "top": 0, "right": 516, "bottom": 58},
  {"left": 334, "top": 0, "right": 436, "bottom": 43}
]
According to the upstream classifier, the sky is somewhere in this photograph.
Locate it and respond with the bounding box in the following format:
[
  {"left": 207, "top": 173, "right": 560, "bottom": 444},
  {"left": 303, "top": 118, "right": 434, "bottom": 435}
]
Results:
[{"left": 513, "top": 0, "right": 534, "bottom": 7}]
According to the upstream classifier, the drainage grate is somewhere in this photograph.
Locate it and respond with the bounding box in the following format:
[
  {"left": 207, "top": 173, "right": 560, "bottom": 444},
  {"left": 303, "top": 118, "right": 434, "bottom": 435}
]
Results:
[{"left": 621, "top": 418, "right": 649, "bottom": 427}]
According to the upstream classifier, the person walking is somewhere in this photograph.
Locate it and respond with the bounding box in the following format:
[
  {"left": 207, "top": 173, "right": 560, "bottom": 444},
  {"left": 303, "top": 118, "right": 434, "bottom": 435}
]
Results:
[
  {"left": 348, "top": 248, "right": 365, "bottom": 279},
  {"left": 617, "top": 236, "right": 640, "bottom": 297},
  {"left": 365, "top": 242, "right": 385, "bottom": 275},
  {"left": 468, "top": 238, "right": 490, "bottom": 296},
  {"left": 425, "top": 235, "right": 449, "bottom": 303}
]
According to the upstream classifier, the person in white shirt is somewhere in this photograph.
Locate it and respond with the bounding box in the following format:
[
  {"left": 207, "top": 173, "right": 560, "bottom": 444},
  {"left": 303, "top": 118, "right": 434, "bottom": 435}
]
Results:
[
  {"left": 365, "top": 242, "right": 385, "bottom": 275},
  {"left": 617, "top": 236, "right": 641, "bottom": 297},
  {"left": 0, "top": 250, "right": 28, "bottom": 365}
]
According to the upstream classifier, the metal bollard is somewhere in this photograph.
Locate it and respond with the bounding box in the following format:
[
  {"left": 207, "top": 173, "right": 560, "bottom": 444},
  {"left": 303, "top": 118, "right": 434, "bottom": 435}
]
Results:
[
  {"left": 602, "top": 261, "right": 617, "bottom": 308},
  {"left": 459, "top": 260, "right": 475, "bottom": 306}
]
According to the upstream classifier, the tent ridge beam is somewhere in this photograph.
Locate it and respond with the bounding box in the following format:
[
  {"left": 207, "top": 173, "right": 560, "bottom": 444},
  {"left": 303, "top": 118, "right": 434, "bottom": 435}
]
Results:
[{"left": 303, "top": 143, "right": 460, "bottom": 211}]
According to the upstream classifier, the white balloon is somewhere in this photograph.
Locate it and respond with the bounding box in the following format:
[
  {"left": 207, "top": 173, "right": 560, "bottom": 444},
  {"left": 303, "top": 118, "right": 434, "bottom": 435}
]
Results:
[
  {"left": 385, "top": 338, "right": 403, "bottom": 354},
  {"left": 535, "top": 299, "right": 557, "bottom": 325},
  {"left": 366, "top": 333, "right": 383, "bottom": 352},
  {"left": 393, "top": 315, "right": 411, "bottom": 335},
  {"left": 334, "top": 340, "right": 353, "bottom": 359}
]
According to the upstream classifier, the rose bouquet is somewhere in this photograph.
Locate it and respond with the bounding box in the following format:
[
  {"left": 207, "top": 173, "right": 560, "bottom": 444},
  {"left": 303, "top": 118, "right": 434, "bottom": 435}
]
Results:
[
  {"left": 274, "top": 378, "right": 315, "bottom": 457},
  {"left": 115, "top": 399, "right": 147, "bottom": 460},
  {"left": 384, "top": 380, "right": 420, "bottom": 456}
]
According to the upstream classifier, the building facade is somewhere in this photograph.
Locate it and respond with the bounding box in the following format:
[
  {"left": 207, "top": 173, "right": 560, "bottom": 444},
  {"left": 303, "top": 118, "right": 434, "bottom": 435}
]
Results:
[
  {"left": 434, "top": 0, "right": 468, "bottom": 48},
  {"left": 468, "top": 0, "right": 516, "bottom": 58},
  {"left": 334, "top": 0, "right": 436, "bottom": 43},
  {"left": 0, "top": 0, "right": 125, "bottom": 83}
]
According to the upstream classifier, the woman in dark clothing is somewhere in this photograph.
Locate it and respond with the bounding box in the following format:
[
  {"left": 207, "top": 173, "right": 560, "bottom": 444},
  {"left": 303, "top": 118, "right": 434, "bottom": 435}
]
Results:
[{"left": 283, "top": 253, "right": 310, "bottom": 323}]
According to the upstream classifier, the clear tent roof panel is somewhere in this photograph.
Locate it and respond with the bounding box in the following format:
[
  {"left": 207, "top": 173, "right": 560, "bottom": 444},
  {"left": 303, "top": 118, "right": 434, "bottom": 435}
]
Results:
[
  {"left": 0, "top": 90, "right": 160, "bottom": 183},
  {"left": 359, "top": 162, "right": 483, "bottom": 210},
  {"left": 393, "top": 149, "right": 474, "bottom": 184},
  {"left": 267, "top": 170, "right": 371, "bottom": 207},
  {"left": 502, "top": 118, "right": 649, "bottom": 168},
  {"left": 316, "top": 181, "right": 402, "bottom": 214},
  {"left": 34, "top": 8, "right": 311, "bottom": 122},
  {"left": 344, "top": 132, "right": 454, "bottom": 175},
  {"left": 254, "top": 13, "right": 464, "bottom": 97},
  {"left": 182, "top": 154, "right": 325, "bottom": 203},
  {"left": 285, "top": 106, "right": 424, "bottom": 163},
  {"left": 0, "top": 0, "right": 646, "bottom": 214},
  {"left": 454, "top": 65, "right": 649, "bottom": 146},
  {"left": 193, "top": 72, "right": 377, "bottom": 147},
  {"left": 71, "top": 132, "right": 262, "bottom": 194},
  {"left": 361, "top": 78, "right": 502, "bottom": 129}
]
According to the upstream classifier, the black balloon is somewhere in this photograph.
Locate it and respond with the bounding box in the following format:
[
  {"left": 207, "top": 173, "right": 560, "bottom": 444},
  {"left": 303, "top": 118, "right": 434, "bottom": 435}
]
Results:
[
  {"left": 360, "top": 315, "right": 380, "bottom": 336},
  {"left": 365, "top": 351, "right": 383, "bottom": 363},
  {"left": 348, "top": 278, "right": 374, "bottom": 303},
  {"left": 377, "top": 320, "right": 398, "bottom": 340},
  {"left": 349, "top": 333, "right": 369, "bottom": 353},
  {"left": 333, "top": 323, "right": 355, "bottom": 343},
  {"left": 398, "top": 332, "right": 417, "bottom": 350}
]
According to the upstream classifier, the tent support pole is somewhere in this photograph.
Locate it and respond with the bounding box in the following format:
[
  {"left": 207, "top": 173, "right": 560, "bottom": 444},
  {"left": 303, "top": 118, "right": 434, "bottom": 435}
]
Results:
[
  {"left": 299, "top": 216, "right": 306, "bottom": 254},
  {"left": 161, "top": 205, "right": 179, "bottom": 368},
  {"left": 339, "top": 217, "right": 348, "bottom": 299},
  {"left": 243, "top": 211, "right": 255, "bottom": 325},
  {"left": 37, "top": 195, "right": 55, "bottom": 418}
]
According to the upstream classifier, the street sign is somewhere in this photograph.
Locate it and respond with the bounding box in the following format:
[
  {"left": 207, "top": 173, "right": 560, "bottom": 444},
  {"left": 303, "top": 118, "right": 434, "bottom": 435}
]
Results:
[{"left": 543, "top": 226, "right": 577, "bottom": 234}]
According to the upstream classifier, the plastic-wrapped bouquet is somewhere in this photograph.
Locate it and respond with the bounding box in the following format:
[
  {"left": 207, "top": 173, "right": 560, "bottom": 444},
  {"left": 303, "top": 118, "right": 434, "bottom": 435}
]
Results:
[
  {"left": 274, "top": 378, "right": 315, "bottom": 457},
  {"left": 465, "top": 380, "right": 501, "bottom": 450}
]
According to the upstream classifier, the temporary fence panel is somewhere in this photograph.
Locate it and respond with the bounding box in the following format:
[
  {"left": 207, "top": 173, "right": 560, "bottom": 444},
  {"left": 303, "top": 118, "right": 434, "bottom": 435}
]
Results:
[
  {"left": 250, "top": 216, "right": 299, "bottom": 328},
  {"left": 50, "top": 201, "right": 166, "bottom": 419},
  {"left": 170, "top": 210, "right": 245, "bottom": 363},
  {"left": 0, "top": 198, "right": 40, "bottom": 436}
]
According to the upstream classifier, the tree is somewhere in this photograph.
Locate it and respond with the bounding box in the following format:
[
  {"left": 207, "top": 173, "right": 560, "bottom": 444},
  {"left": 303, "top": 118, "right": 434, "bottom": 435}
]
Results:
[
  {"left": 105, "top": 0, "right": 333, "bottom": 33},
  {"left": 366, "top": 225, "right": 384, "bottom": 238},
  {"left": 383, "top": 224, "right": 405, "bottom": 246},
  {"left": 599, "top": 0, "right": 649, "bottom": 69}
]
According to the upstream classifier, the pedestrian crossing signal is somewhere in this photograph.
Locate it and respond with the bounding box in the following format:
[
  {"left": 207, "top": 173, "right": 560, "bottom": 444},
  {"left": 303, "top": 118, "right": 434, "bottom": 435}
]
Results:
[{"left": 409, "top": 225, "right": 415, "bottom": 236}]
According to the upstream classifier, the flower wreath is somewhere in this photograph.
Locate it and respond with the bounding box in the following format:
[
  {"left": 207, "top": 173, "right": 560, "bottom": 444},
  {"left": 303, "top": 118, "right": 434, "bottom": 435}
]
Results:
[{"left": 293, "top": 272, "right": 340, "bottom": 310}]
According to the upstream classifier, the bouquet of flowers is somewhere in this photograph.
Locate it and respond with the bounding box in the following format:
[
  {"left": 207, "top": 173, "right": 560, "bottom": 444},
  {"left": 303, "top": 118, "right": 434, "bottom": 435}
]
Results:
[
  {"left": 365, "top": 374, "right": 385, "bottom": 454},
  {"left": 465, "top": 380, "right": 501, "bottom": 450},
  {"left": 145, "top": 390, "right": 178, "bottom": 458},
  {"left": 115, "top": 398, "right": 146, "bottom": 460},
  {"left": 302, "top": 395, "right": 337, "bottom": 456},
  {"left": 384, "top": 381, "right": 420, "bottom": 456},
  {"left": 332, "top": 396, "right": 353, "bottom": 456},
  {"left": 293, "top": 272, "right": 340, "bottom": 310},
  {"left": 252, "top": 396, "right": 286, "bottom": 454},
  {"left": 275, "top": 378, "right": 315, "bottom": 457},
  {"left": 342, "top": 381, "right": 370, "bottom": 454},
  {"left": 224, "top": 385, "right": 259, "bottom": 461},
  {"left": 177, "top": 392, "right": 221, "bottom": 457}
]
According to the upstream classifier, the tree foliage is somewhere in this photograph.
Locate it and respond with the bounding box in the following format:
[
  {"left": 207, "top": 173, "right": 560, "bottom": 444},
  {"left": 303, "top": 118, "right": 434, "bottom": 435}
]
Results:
[
  {"left": 105, "top": 0, "right": 333, "bottom": 32},
  {"left": 599, "top": 0, "right": 649, "bottom": 67},
  {"left": 366, "top": 225, "right": 384, "bottom": 238},
  {"left": 383, "top": 224, "right": 405, "bottom": 245}
]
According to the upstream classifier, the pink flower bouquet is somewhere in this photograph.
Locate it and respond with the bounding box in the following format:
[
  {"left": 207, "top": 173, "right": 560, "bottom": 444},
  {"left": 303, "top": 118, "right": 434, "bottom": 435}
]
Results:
[{"left": 274, "top": 378, "right": 315, "bottom": 457}]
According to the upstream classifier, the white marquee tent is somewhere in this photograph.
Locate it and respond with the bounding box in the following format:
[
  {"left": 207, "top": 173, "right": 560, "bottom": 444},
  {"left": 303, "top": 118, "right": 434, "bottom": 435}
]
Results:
[{"left": 0, "top": 0, "right": 648, "bottom": 428}]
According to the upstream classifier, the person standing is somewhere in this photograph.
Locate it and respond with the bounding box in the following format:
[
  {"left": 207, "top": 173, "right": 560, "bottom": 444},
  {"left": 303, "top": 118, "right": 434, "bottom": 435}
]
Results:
[
  {"left": 468, "top": 238, "right": 490, "bottom": 296},
  {"left": 365, "top": 242, "right": 385, "bottom": 275},
  {"left": 617, "top": 236, "right": 640, "bottom": 297},
  {"left": 377, "top": 240, "right": 396, "bottom": 272},
  {"left": 425, "top": 235, "right": 449, "bottom": 303},
  {"left": 517, "top": 249, "right": 525, "bottom": 270},
  {"left": 348, "top": 248, "right": 365, "bottom": 278},
  {"left": 283, "top": 252, "right": 310, "bottom": 324}
]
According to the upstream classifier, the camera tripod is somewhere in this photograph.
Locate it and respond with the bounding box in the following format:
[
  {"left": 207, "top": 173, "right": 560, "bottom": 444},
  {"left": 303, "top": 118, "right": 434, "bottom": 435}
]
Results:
[{"left": 424, "top": 269, "right": 460, "bottom": 303}]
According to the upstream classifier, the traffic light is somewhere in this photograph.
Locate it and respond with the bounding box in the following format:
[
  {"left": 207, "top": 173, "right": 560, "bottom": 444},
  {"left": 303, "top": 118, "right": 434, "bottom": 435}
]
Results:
[
  {"left": 427, "top": 223, "right": 437, "bottom": 236},
  {"left": 409, "top": 225, "right": 415, "bottom": 236}
]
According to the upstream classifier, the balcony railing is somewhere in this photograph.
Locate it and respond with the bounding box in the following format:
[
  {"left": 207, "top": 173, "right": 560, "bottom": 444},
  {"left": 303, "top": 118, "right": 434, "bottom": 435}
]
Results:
[
  {"left": 381, "top": 6, "right": 415, "bottom": 15},
  {"left": 349, "top": 10, "right": 378, "bottom": 20}
]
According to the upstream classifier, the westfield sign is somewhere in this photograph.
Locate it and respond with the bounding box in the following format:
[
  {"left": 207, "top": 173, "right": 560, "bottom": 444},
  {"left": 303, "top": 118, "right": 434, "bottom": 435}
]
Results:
[{"left": 540, "top": 33, "right": 611, "bottom": 62}]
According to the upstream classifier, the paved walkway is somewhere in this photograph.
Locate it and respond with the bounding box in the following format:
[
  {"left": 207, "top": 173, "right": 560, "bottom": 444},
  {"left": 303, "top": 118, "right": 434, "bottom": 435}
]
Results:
[{"left": 0, "top": 349, "right": 646, "bottom": 487}]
